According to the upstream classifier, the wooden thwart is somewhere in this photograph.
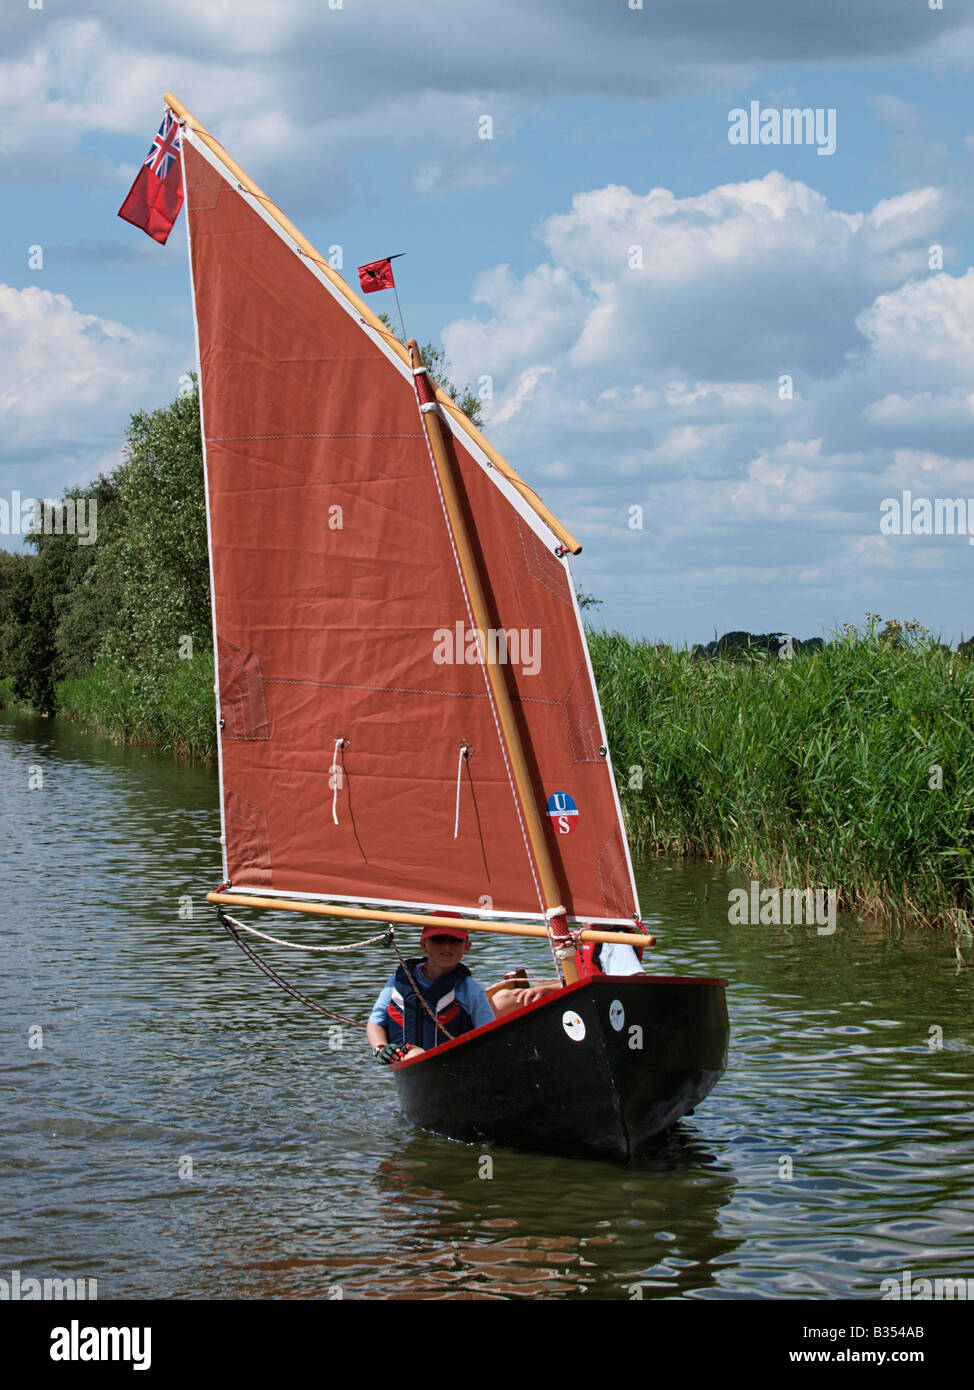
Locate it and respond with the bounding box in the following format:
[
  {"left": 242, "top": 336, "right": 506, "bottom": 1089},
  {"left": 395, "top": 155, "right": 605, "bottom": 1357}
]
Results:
[{"left": 206, "top": 891, "right": 655, "bottom": 947}]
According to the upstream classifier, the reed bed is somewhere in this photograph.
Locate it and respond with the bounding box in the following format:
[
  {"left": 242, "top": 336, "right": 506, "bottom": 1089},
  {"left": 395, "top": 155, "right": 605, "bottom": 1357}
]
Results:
[
  {"left": 589, "top": 627, "right": 974, "bottom": 930},
  {"left": 56, "top": 656, "right": 217, "bottom": 762},
  {"left": 43, "top": 626, "right": 974, "bottom": 928}
]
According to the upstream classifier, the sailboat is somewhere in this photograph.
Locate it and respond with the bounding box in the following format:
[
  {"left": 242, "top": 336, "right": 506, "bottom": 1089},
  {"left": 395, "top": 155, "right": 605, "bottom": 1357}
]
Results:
[{"left": 160, "top": 93, "right": 727, "bottom": 1161}]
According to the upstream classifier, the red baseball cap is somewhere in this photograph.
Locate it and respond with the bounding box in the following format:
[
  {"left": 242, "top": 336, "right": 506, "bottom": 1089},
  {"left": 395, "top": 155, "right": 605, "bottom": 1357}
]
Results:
[{"left": 420, "top": 909, "right": 470, "bottom": 944}]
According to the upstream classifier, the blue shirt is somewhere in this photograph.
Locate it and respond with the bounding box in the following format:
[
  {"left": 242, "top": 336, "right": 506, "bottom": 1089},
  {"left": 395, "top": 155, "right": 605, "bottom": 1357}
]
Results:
[{"left": 370, "top": 963, "right": 495, "bottom": 1030}]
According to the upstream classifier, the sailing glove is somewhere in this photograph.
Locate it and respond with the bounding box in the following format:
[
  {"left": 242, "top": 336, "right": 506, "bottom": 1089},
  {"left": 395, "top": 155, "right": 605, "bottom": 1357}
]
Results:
[{"left": 374, "top": 1043, "right": 408, "bottom": 1064}]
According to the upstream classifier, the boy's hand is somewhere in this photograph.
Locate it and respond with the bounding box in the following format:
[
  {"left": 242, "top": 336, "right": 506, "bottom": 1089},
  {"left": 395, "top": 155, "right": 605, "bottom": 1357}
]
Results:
[{"left": 373, "top": 1043, "right": 408, "bottom": 1064}]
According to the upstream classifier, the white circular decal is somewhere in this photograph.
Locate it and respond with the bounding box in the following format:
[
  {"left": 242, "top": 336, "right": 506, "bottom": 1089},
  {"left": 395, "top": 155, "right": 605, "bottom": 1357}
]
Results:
[
  {"left": 562, "top": 1010, "right": 586, "bottom": 1042},
  {"left": 609, "top": 999, "right": 625, "bottom": 1032}
]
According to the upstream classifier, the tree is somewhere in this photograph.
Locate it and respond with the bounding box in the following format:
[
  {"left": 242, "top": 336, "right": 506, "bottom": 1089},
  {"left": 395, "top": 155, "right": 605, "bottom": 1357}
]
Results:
[
  {"left": 0, "top": 551, "right": 34, "bottom": 679},
  {"left": 95, "top": 377, "right": 210, "bottom": 671},
  {"left": 7, "top": 558, "right": 58, "bottom": 714},
  {"left": 3, "top": 476, "right": 118, "bottom": 707}
]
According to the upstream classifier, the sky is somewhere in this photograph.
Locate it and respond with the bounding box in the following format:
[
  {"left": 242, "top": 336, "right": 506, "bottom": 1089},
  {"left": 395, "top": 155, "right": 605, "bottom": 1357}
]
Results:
[{"left": 2, "top": 0, "right": 974, "bottom": 646}]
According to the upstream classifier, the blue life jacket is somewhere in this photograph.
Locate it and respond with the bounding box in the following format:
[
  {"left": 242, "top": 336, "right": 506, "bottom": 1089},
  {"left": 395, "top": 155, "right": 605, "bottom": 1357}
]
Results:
[{"left": 387, "top": 958, "right": 475, "bottom": 1049}]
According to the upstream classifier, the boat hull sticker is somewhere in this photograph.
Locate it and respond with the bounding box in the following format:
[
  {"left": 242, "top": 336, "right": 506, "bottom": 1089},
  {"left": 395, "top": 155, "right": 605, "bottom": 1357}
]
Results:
[{"left": 562, "top": 1010, "right": 586, "bottom": 1041}]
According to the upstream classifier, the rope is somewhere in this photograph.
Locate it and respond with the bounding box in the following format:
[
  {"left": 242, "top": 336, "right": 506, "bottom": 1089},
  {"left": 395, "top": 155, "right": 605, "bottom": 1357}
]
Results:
[
  {"left": 219, "top": 912, "right": 390, "bottom": 954},
  {"left": 331, "top": 736, "right": 345, "bottom": 825},
  {"left": 216, "top": 908, "right": 368, "bottom": 1029},
  {"left": 215, "top": 908, "right": 460, "bottom": 1044},
  {"left": 436, "top": 397, "right": 549, "bottom": 507},
  {"left": 454, "top": 743, "right": 468, "bottom": 838},
  {"left": 364, "top": 317, "right": 411, "bottom": 348}
]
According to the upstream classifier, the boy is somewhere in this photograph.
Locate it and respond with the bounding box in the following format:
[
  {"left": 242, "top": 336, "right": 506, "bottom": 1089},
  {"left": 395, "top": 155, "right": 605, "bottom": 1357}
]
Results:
[{"left": 368, "top": 920, "right": 494, "bottom": 1063}]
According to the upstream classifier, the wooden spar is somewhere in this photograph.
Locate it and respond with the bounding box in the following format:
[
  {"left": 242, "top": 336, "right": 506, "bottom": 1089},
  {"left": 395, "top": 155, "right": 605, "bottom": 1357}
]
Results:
[
  {"left": 163, "top": 91, "right": 580, "bottom": 555},
  {"left": 408, "top": 339, "right": 581, "bottom": 984},
  {"left": 206, "top": 891, "right": 655, "bottom": 947}
]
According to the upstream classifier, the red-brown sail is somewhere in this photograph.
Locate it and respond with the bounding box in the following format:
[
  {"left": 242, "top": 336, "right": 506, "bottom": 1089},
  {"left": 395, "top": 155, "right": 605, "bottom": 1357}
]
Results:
[{"left": 181, "top": 122, "right": 639, "bottom": 925}]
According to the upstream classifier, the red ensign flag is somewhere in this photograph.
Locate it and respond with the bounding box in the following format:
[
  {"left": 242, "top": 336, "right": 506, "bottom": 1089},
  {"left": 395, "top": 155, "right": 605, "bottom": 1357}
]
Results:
[
  {"left": 357, "top": 258, "right": 395, "bottom": 293},
  {"left": 118, "top": 111, "right": 185, "bottom": 245}
]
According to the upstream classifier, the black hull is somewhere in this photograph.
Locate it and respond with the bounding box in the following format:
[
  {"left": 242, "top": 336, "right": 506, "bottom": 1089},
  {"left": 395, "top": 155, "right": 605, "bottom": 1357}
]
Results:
[{"left": 392, "top": 975, "right": 728, "bottom": 1161}]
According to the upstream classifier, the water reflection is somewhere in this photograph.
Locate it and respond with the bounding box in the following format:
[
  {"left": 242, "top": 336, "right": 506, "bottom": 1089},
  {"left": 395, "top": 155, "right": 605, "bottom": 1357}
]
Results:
[{"left": 2, "top": 708, "right": 973, "bottom": 1301}]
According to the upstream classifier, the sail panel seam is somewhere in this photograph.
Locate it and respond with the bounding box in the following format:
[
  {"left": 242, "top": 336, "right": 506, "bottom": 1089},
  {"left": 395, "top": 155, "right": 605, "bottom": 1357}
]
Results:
[
  {"left": 262, "top": 676, "right": 566, "bottom": 705},
  {"left": 207, "top": 432, "right": 424, "bottom": 440}
]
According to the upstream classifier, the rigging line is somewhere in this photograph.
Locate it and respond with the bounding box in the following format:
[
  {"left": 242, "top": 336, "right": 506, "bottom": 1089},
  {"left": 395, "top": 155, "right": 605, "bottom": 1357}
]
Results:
[
  {"left": 436, "top": 398, "right": 549, "bottom": 507},
  {"left": 392, "top": 281, "right": 407, "bottom": 344},
  {"left": 218, "top": 914, "right": 390, "bottom": 953},
  {"left": 454, "top": 743, "right": 468, "bottom": 839},
  {"left": 216, "top": 908, "right": 368, "bottom": 1029},
  {"left": 363, "top": 316, "right": 406, "bottom": 347},
  {"left": 331, "top": 736, "right": 345, "bottom": 825},
  {"left": 408, "top": 345, "right": 548, "bottom": 926}
]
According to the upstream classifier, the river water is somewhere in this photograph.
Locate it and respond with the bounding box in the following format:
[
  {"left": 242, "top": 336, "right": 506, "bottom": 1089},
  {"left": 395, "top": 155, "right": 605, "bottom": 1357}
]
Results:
[{"left": 2, "top": 708, "right": 972, "bottom": 1301}]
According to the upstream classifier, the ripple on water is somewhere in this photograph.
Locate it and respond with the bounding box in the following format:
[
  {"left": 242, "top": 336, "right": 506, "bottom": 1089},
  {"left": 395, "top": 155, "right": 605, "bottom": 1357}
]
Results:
[{"left": 1, "top": 710, "right": 973, "bottom": 1297}]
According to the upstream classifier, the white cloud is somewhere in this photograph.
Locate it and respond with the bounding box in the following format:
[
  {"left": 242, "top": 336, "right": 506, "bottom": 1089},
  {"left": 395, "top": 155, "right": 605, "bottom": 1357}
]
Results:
[
  {"left": 412, "top": 156, "right": 518, "bottom": 196},
  {"left": 3, "top": 0, "right": 972, "bottom": 191},
  {"left": 0, "top": 284, "right": 176, "bottom": 493},
  {"left": 864, "top": 390, "right": 974, "bottom": 427},
  {"left": 445, "top": 175, "right": 947, "bottom": 401},
  {"left": 437, "top": 170, "right": 974, "bottom": 638},
  {"left": 857, "top": 268, "right": 974, "bottom": 376}
]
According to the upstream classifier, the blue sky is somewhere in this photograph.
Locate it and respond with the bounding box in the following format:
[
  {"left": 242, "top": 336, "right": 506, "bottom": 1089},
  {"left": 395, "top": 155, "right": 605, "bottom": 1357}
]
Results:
[{"left": 3, "top": 0, "right": 974, "bottom": 645}]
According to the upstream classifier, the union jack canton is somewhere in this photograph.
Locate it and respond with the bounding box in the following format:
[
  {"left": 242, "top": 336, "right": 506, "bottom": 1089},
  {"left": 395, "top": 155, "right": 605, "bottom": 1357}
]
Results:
[{"left": 144, "top": 113, "right": 181, "bottom": 179}]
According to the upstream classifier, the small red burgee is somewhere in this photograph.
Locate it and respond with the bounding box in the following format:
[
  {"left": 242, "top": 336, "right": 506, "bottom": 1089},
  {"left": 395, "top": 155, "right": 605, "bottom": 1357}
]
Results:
[
  {"left": 357, "top": 258, "right": 395, "bottom": 293},
  {"left": 118, "top": 111, "right": 185, "bottom": 245}
]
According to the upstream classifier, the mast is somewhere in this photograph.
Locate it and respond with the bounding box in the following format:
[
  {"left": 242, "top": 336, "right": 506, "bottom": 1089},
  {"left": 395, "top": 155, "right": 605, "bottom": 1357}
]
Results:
[{"left": 409, "top": 341, "right": 579, "bottom": 981}]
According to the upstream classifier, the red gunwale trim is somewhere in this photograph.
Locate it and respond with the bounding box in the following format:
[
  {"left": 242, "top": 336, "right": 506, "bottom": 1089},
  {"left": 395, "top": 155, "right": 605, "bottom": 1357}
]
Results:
[{"left": 391, "top": 974, "right": 728, "bottom": 1070}]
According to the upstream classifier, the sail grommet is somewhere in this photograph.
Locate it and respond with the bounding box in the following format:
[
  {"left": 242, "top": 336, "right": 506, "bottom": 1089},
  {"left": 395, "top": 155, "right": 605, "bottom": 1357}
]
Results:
[
  {"left": 599, "top": 745, "right": 607, "bottom": 757},
  {"left": 218, "top": 718, "right": 226, "bottom": 730}
]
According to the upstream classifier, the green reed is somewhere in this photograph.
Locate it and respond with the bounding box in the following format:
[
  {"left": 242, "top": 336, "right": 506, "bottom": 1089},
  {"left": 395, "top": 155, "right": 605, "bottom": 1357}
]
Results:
[
  {"left": 589, "top": 625, "right": 974, "bottom": 929},
  {"left": 56, "top": 655, "right": 217, "bottom": 762},
  {"left": 44, "top": 623, "right": 974, "bottom": 928}
]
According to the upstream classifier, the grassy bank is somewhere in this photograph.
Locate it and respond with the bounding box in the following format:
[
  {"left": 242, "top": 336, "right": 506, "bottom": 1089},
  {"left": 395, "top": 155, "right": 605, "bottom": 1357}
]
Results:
[
  {"left": 15, "top": 624, "right": 973, "bottom": 930},
  {"left": 589, "top": 626, "right": 973, "bottom": 930},
  {"left": 56, "top": 656, "right": 216, "bottom": 761}
]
